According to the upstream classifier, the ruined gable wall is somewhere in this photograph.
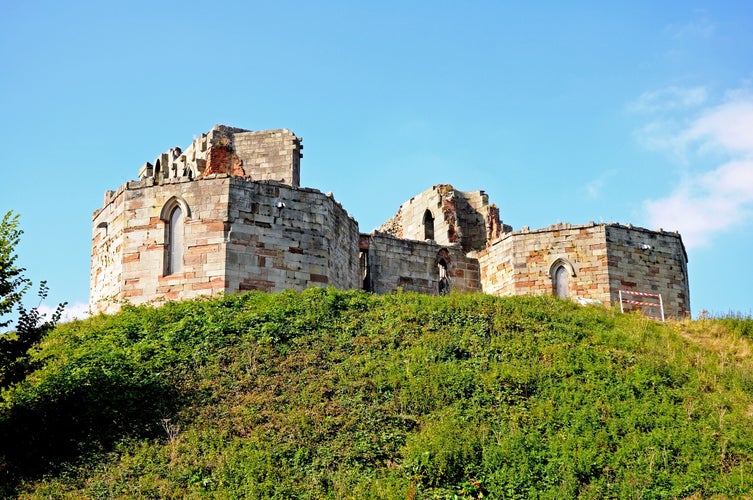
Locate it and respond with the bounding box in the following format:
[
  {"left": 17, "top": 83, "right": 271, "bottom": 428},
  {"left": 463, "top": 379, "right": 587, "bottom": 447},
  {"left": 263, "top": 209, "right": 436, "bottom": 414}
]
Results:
[
  {"left": 365, "top": 233, "right": 480, "bottom": 295},
  {"left": 378, "top": 185, "right": 459, "bottom": 246},
  {"left": 90, "top": 176, "right": 231, "bottom": 314},
  {"left": 478, "top": 224, "right": 611, "bottom": 302},
  {"left": 224, "top": 180, "right": 360, "bottom": 293},
  {"left": 605, "top": 225, "right": 690, "bottom": 318},
  {"left": 377, "top": 185, "right": 501, "bottom": 252}
]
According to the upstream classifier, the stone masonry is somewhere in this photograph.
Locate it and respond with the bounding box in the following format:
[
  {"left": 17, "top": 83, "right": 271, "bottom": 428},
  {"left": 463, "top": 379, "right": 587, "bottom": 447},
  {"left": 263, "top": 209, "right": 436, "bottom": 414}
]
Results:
[{"left": 91, "top": 125, "right": 691, "bottom": 318}]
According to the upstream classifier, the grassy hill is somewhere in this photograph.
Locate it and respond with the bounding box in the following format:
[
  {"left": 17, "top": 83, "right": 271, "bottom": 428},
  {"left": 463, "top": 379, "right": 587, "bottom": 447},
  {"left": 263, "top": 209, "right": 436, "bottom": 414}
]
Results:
[{"left": 1, "top": 289, "right": 752, "bottom": 498}]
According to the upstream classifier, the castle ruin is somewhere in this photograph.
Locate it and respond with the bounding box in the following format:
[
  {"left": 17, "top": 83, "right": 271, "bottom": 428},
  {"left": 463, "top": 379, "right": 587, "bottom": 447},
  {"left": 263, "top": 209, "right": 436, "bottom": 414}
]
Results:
[{"left": 91, "top": 125, "right": 690, "bottom": 317}]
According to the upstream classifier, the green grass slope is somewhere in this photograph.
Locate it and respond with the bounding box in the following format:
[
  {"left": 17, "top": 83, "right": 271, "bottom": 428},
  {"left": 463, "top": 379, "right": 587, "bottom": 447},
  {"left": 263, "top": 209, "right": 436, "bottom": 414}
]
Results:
[{"left": 2, "top": 289, "right": 753, "bottom": 498}]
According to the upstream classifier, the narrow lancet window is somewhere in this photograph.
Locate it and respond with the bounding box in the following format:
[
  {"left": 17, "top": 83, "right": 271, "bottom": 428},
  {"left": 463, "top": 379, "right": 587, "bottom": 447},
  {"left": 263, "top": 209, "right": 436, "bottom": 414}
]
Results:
[
  {"left": 424, "top": 210, "right": 435, "bottom": 240},
  {"left": 553, "top": 265, "right": 569, "bottom": 298},
  {"left": 167, "top": 206, "right": 184, "bottom": 275}
]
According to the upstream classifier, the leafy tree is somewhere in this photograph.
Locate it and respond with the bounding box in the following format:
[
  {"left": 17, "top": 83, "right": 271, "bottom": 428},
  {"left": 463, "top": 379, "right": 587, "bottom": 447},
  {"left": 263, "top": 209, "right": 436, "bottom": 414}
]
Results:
[
  {"left": 0, "top": 211, "right": 66, "bottom": 387},
  {"left": 0, "top": 211, "right": 29, "bottom": 329}
]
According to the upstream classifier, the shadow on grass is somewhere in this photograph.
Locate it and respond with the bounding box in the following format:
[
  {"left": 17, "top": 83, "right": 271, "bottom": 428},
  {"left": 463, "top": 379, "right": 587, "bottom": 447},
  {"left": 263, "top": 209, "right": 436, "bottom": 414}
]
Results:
[{"left": 0, "top": 376, "right": 183, "bottom": 496}]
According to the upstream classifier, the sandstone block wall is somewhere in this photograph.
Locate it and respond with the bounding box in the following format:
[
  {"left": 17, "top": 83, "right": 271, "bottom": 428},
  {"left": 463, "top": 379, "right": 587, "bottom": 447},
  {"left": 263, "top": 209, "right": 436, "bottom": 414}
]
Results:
[
  {"left": 364, "top": 232, "right": 480, "bottom": 295},
  {"left": 91, "top": 175, "right": 360, "bottom": 314},
  {"left": 91, "top": 188, "right": 126, "bottom": 312},
  {"left": 476, "top": 223, "right": 690, "bottom": 318},
  {"left": 605, "top": 225, "right": 690, "bottom": 318},
  {"left": 224, "top": 180, "right": 360, "bottom": 293},
  {"left": 91, "top": 176, "right": 232, "bottom": 314},
  {"left": 230, "top": 129, "right": 302, "bottom": 187},
  {"left": 478, "top": 223, "right": 611, "bottom": 302}
]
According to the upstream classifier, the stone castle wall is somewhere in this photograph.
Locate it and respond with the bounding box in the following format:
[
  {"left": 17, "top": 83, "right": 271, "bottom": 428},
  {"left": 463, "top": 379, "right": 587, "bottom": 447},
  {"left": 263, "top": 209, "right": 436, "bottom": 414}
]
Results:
[
  {"left": 91, "top": 175, "right": 358, "bottom": 314},
  {"left": 90, "top": 188, "right": 126, "bottom": 312},
  {"left": 605, "top": 225, "right": 690, "bottom": 318},
  {"left": 362, "top": 233, "right": 480, "bottom": 295},
  {"left": 91, "top": 176, "right": 232, "bottom": 314},
  {"left": 476, "top": 223, "right": 690, "bottom": 317},
  {"left": 138, "top": 126, "right": 302, "bottom": 186},
  {"left": 477, "top": 223, "right": 611, "bottom": 301},
  {"left": 91, "top": 125, "right": 691, "bottom": 319},
  {"left": 224, "top": 180, "right": 359, "bottom": 293}
]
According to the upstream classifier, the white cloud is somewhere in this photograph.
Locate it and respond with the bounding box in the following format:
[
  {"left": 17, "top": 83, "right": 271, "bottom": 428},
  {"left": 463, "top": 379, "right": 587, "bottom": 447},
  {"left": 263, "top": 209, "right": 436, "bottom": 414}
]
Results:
[
  {"left": 37, "top": 302, "right": 90, "bottom": 323},
  {"left": 681, "top": 99, "right": 753, "bottom": 155},
  {"left": 645, "top": 160, "right": 753, "bottom": 247},
  {"left": 640, "top": 90, "right": 753, "bottom": 248}
]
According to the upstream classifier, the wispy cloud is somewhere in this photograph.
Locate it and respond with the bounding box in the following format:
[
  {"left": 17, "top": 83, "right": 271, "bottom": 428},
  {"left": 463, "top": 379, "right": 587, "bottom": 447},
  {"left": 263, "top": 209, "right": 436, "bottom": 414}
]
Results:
[
  {"left": 584, "top": 169, "right": 617, "bottom": 200},
  {"left": 665, "top": 12, "right": 715, "bottom": 40},
  {"left": 629, "top": 86, "right": 708, "bottom": 113},
  {"left": 637, "top": 88, "right": 753, "bottom": 248}
]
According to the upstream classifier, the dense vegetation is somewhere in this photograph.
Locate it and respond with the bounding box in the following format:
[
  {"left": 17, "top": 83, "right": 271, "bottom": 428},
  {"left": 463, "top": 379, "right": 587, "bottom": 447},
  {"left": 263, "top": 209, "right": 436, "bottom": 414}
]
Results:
[{"left": 2, "top": 289, "right": 753, "bottom": 498}]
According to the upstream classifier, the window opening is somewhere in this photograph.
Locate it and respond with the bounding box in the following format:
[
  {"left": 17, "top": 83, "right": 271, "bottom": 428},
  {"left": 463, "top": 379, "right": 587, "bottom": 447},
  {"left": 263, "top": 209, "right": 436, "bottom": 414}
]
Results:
[
  {"left": 423, "top": 210, "right": 435, "bottom": 240},
  {"left": 438, "top": 258, "right": 450, "bottom": 295},
  {"left": 360, "top": 250, "right": 372, "bottom": 292},
  {"left": 167, "top": 205, "right": 183, "bottom": 275},
  {"left": 553, "top": 264, "right": 569, "bottom": 298}
]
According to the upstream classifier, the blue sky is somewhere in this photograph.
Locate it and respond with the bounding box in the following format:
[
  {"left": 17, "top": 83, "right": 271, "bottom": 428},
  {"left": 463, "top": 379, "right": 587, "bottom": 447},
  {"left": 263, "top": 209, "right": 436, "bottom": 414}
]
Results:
[{"left": 1, "top": 1, "right": 752, "bottom": 323}]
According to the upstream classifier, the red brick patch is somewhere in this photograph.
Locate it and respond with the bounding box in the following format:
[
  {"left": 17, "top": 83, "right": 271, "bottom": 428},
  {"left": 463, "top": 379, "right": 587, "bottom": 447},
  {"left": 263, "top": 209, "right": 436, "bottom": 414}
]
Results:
[{"left": 123, "top": 252, "right": 140, "bottom": 263}]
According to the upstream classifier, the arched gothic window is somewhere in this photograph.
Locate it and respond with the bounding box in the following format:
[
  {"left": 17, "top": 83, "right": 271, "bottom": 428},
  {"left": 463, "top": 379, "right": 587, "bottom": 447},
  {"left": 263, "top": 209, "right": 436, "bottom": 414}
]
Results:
[
  {"left": 423, "top": 210, "right": 435, "bottom": 240},
  {"left": 549, "top": 258, "right": 575, "bottom": 299},
  {"left": 166, "top": 205, "right": 184, "bottom": 275},
  {"left": 553, "top": 264, "right": 569, "bottom": 298}
]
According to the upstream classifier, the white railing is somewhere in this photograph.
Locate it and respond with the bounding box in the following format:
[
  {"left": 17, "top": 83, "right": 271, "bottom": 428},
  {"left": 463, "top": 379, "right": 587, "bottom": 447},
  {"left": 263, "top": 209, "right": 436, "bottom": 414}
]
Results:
[{"left": 618, "top": 290, "right": 665, "bottom": 322}]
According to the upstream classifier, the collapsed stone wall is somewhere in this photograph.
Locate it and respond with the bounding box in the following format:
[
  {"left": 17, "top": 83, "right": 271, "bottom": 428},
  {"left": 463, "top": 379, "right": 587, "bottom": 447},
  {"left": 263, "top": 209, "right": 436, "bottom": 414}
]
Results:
[
  {"left": 377, "top": 184, "right": 503, "bottom": 252},
  {"left": 477, "top": 223, "right": 611, "bottom": 302},
  {"left": 224, "top": 180, "right": 359, "bottom": 293},
  {"left": 363, "top": 232, "right": 480, "bottom": 295}
]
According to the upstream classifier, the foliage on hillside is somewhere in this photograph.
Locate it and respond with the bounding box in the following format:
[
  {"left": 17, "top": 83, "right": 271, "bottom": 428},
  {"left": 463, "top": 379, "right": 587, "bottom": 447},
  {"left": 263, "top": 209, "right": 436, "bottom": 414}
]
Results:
[{"left": 2, "top": 289, "right": 753, "bottom": 498}]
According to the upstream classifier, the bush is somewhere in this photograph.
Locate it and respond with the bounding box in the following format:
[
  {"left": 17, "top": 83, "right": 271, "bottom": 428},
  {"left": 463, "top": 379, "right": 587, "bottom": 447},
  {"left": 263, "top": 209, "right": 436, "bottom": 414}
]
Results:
[{"left": 2, "top": 289, "right": 753, "bottom": 498}]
